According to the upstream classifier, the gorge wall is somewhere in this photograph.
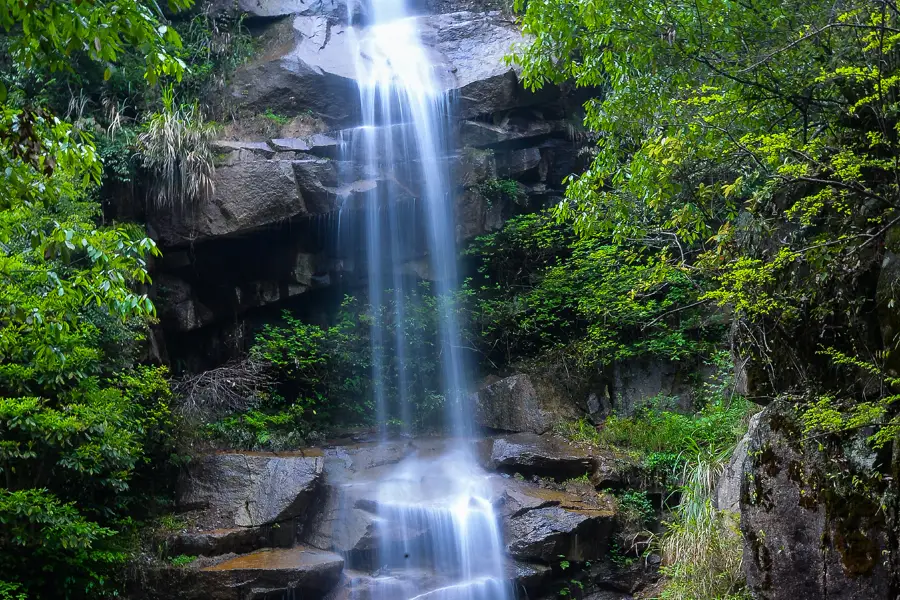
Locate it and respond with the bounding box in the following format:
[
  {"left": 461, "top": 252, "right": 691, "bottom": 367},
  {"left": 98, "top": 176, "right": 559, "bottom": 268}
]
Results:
[{"left": 142, "top": 0, "right": 589, "bottom": 371}]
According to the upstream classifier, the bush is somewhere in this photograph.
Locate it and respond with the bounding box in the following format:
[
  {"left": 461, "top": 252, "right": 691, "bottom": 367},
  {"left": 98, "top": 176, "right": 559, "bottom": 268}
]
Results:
[
  {"left": 204, "top": 286, "right": 453, "bottom": 448},
  {"left": 463, "top": 210, "right": 723, "bottom": 374}
]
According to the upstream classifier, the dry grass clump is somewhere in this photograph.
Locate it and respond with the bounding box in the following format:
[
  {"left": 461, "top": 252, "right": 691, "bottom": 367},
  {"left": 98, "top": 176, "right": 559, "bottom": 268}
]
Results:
[
  {"left": 659, "top": 449, "right": 749, "bottom": 600},
  {"left": 138, "top": 90, "right": 217, "bottom": 211}
]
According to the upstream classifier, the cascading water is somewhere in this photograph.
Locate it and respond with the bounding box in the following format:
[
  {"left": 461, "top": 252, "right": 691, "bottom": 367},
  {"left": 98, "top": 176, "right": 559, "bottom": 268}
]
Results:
[{"left": 335, "top": 1, "right": 514, "bottom": 598}]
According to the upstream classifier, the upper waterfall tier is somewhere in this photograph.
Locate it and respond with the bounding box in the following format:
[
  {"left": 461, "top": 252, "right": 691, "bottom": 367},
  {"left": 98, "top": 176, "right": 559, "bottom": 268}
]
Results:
[{"left": 227, "top": 10, "right": 540, "bottom": 125}]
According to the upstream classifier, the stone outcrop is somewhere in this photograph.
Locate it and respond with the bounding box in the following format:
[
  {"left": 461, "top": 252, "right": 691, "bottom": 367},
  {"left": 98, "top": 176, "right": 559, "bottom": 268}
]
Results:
[
  {"left": 166, "top": 527, "right": 271, "bottom": 557},
  {"left": 714, "top": 412, "right": 760, "bottom": 513},
  {"left": 486, "top": 432, "right": 597, "bottom": 480},
  {"left": 143, "top": 547, "right": 345, "bottom": 600},
  {"left": 145, "top": 0, "right": 586, "bottom": 364},
  {"left": 226, "top": 11, "right": 532, "bottom": 126},
  {"left": 472, "top": 374, "right": 556, "bottom": 434},
  {"left": 178, "top": 451, "right": 324, "bottom": 528},
  {"left": 740, "top": 405, "right": 894, "bottom": 599},
  {"left": 493, "top": 477, "right": 616, "bottom": 563}
]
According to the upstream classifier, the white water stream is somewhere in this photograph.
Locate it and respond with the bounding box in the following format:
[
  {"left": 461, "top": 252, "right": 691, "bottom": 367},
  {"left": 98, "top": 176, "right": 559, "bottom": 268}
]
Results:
[{"left": 338, "top": 1, "right": 513, "bottom": 598}]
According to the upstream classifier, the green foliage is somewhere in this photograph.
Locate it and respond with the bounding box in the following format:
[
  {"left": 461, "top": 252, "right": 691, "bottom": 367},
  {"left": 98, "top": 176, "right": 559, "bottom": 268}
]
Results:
[
  {"left": 511, "top": 0, "right": 900, "bottom": 446},
  {"left": 138, "top": 88, "right": 217, "bottom": 210},
  {"left": 464, "top": 210, "right": 722, "bottom": 373},
  {"left": 263, "top": 108, "right": 291, "bottom": 126},
  {"left": 208, "top": 287, "right": 453, "bottom": 447},
  {"left": 599, "top": 397, "right": 750, "bottom": 459},
  {"left": 477, "top": 178, "right": 521, "bottom": 206},
  {"left": 0, "top": 1, "right": 187, "bottom": 596},
  {"left": 0, "top": 489, "right": 126, "bottom": 597},
  {"left": 205, "top": 406, "right": 308, "bottom": 451},
  {"left": 169, "top": 554, "right": 196, "bottom": 567},
  {"left": 616, "top": 489, "right": 655, "bottom": 527},
  {"left": 659, "top": 454, "right": 749, "bottom": 600}
]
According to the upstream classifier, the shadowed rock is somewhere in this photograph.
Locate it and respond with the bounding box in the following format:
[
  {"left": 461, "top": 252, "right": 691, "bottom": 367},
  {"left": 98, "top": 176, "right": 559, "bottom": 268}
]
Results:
[{"left": 471, "top": 374, "right": 555, "bottom": 434}]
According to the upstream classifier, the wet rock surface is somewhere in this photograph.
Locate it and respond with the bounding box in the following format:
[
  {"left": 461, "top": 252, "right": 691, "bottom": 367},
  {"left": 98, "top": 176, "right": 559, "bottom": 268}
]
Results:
[
  {"left": 146, "top": 547, "right": 345, "bottom": 600},
  {"left": 492, "top": 476, "right": 616, "bottom": 563},
  {"left": 178, "top": 451, "right": 324, "bottom": 528},
  {"left": 487, "top": 433, "right": 597, "bottom": 479},
  {"left": 166, "top": 527, "right": 271, "bottom": 557}
]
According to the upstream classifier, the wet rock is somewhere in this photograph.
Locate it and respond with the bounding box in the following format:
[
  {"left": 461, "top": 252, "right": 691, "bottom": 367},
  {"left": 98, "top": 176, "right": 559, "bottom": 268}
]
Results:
[
  {"left": 165, "top": 527, "right": 270, "bottom": 557},
  {"left": 228, "top": 12, "right": 534, "bottom": 125},
  {"left": 458, "top": 119, "right": 557, "bottom": 149},
  {"left": 508, "top": 560, "right": 552, "bottom": 593},
  {"left": 210, "top": 0, "right": 367, "bottom": 21},
  {"left": 458, "top": 147, "right": 496, "bottom": 187},
  {"left": 740, "top": 405, "right": 892, "bottom": 599},
  {"left": 493, "top": 478, "right": 615, "bottom": 563},
  {"left": 496, "top": 146, "right": 542, "bottom": 180},
  {"left": 141, "top": 547, "right": 344, "bottom": 600},
  {"left": 471, "top": 374, "right": 555, "bottom": 434},
  {"left": 455, "top": 188, "right": 508, "bottom": 241},
  {"left": 488, "top": 433, "right": 596, "bottom": 480},
  {"left": 212, "top": 140, "right": 276, "bottom": 158},
  {"left": 178, "top": 452, "right": 324, "bottom": 528},
  {"left": 156, "top": 275, "right": 215, "bottom": 332},
  {"left": 506, "top": 504, "right": 614, "bottom": 563},
  {"left": 271, "top": 134, "right": 341, "bottom": 157}
]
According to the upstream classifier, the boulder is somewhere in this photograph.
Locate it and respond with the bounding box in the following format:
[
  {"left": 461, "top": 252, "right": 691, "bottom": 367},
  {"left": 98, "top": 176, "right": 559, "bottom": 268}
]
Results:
[
  {"left": 493, "top": 477, "right": 615, "bottom": 563},
  {"left": 459, "top": 119, "right": 558, "bottom": 149},
  {"left": 507, "top": 561, "right": 552, "bottom": 593},
  {"left": 471, "top": 374, "right": 555, "bottom": 434},
  {"left": 488, "top": 433, "right": 596, "bottom": 480},
  {"left": 141, "top": 547, "right": 344, "bottom": 600},
  {"left": 178, "top": 452, "right": 324, "bottom": 528},
  {"left": 506, "top": 504, "right": 613, "bottom": 563},
  {"left": 150, "top": 159, "right": 305, "bottom": 246},
  {"left": 740, "top": 405, "right": 893, "bottom": 599}
]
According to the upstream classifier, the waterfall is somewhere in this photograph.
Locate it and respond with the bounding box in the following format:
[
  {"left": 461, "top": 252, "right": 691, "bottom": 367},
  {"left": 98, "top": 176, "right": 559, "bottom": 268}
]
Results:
[{"left": 337, "top": 0, "right": 513, "bottom": 598}]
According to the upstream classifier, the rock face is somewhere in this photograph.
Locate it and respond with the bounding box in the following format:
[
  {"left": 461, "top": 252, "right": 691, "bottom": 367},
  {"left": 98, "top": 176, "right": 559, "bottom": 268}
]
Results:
[
  {"left": 612, "top": 357, "right": 701, "bottom": 415},
  {"left": 714, "top": 412, "right": 760, "bottom": 512},
  {"left": 227, "top": 11, "right": 530, "bottom": 126},
  {"left": 178, "top": 452, "right": 324, "bottom": 528},
  {"left": 740, "top": 405, "right": 893, "bottom": 599},
  {"left": 487, "top": 433, "right": 596, "bottom": 479},
  {"left": 145, "top": 0, "right": 586, "bottom": 365},
  {"left": 166, "top": 527, "right": 271, "bottom": 557},
  {"left": 472, "top": 374, "right": 556, "bottom": 434}
]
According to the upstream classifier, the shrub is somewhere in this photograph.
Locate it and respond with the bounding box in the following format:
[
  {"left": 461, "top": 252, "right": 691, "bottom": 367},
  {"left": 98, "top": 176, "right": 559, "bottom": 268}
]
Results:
[
  {"left": 463, "top": 210, "right": 723, "bottom": 374},
  {"left": 616, "top": 490, "right": 655, "bottom": 528}
]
